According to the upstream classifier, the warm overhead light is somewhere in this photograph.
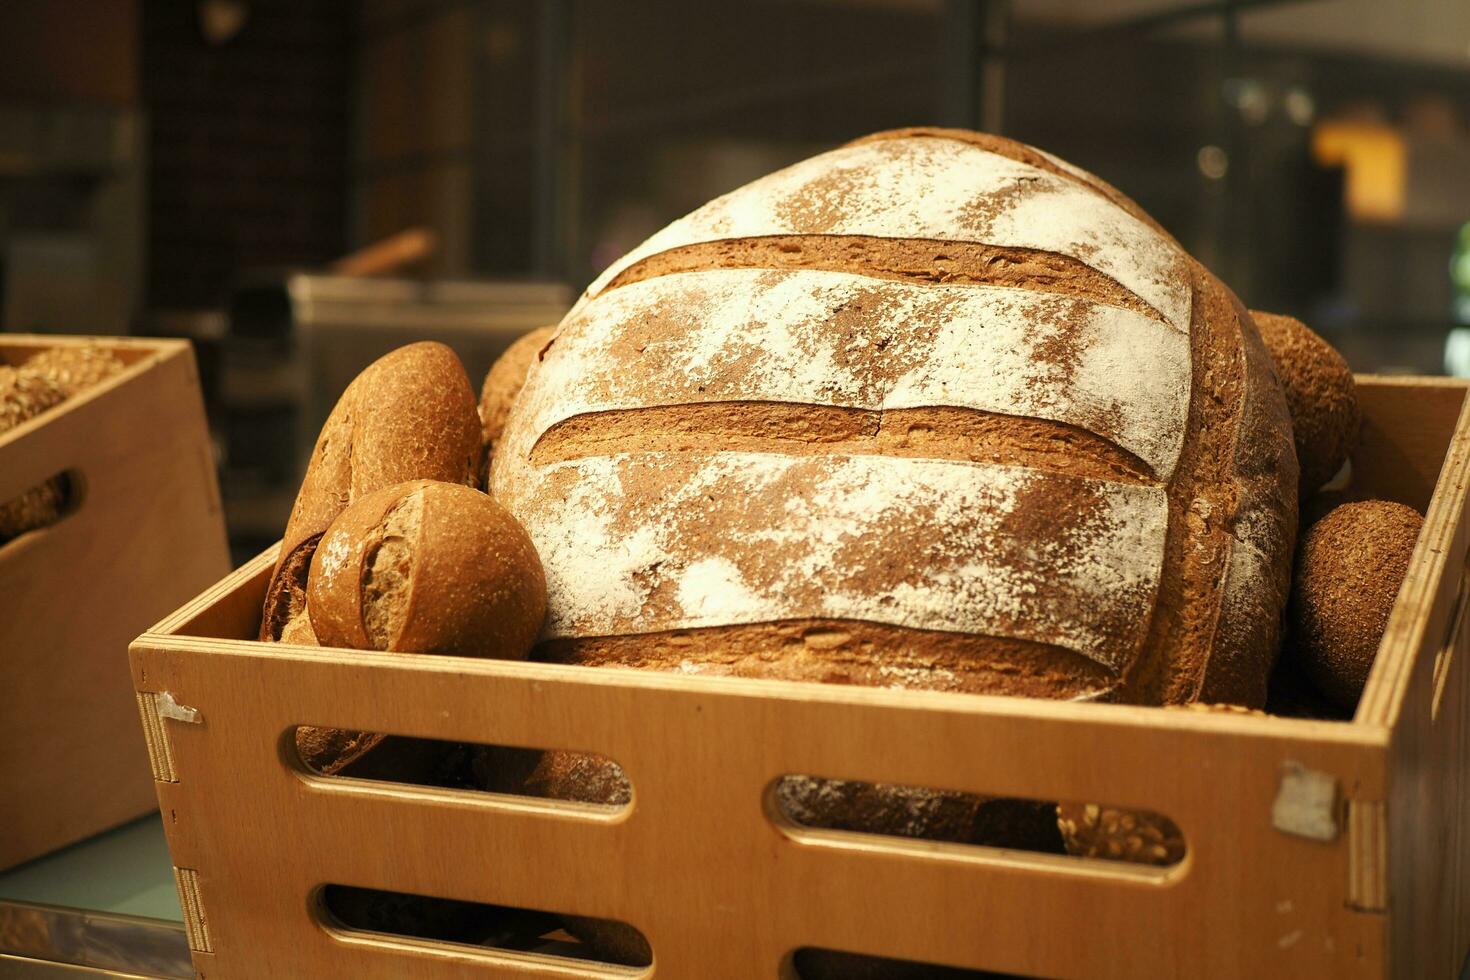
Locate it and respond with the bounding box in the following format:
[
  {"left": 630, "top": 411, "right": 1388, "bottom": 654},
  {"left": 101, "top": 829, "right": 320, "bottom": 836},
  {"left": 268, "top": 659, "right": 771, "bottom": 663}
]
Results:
[
  {"left": 1284, "top": 88, "right": 1316, "bottom": 127},
  {"left": 1197, "top": 145, "right": 1229, "bottom": 181},
  {"left": 1312, "top": 120, "right": 1406, "bottom": 222},
  {"left": 198, "top": 0, "right": 249, "bottom": 46}
]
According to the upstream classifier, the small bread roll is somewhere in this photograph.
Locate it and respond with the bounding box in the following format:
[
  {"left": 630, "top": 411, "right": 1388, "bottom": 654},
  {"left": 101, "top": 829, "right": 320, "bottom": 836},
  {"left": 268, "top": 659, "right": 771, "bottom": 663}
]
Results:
[
  {"left": 308, "top": 480, "right": 546, "bottom": 657},
  {"left": 1252, "top": 311, "right": 1360, "bottom": 497},
  {"left": 479, "top": 325, "right": 555, "bottom": 459},
  {"left": 1290, "top": 499, "right": 1422, "bottom": 711}
]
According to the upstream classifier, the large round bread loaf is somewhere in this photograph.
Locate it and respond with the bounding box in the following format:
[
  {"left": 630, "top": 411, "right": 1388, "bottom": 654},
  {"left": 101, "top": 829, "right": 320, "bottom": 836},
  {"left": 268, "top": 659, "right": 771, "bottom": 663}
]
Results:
[{"left": 491, "top": 127, "right": 1298, "bottom": 709}]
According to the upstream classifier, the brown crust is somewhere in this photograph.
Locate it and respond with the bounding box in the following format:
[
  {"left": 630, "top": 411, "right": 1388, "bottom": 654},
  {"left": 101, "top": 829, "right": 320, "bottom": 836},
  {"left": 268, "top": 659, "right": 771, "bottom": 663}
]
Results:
[
  {"left": 479, "top": 325, "right": 556, "bottom": 464},
  {"left": 1289, "top": 499, "right": 1422, "bottom": 711},
  {"left": 539, "top": 619, "right": 1113, "bottom": 700},
  {"left": 1198, "top": 296, "right": 1299, "bottom": 706},
  {"left": 261, "top": 342, "right": 482, "bottom": 641},
  {"left": 260, "top": 536, "right": 320, "bottom": 646},
  {"left": 605, "top": 235, "right": 1164, "bottom": 322},
  {"left": 1251, "top": 310, "right": 1359, "bottom": 498},
  {"left": 1117, "top": 262, "right": 1296, "bottom": 709},
  {"left": 294, "top": 727, "right": 387, "bottom": 776},
  {"left": 308, "top": 480, "right": 547, "bottom": 658},
  {"left": 532, "top": 402, "right": 1154, "bottom": 484}
]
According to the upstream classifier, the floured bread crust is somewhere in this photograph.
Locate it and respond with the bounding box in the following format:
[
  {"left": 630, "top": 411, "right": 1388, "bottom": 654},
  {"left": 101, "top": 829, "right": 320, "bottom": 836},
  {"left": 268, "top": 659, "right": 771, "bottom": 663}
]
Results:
[{"left": 491, "top": 129, "right": 1297, "bottom": 708}]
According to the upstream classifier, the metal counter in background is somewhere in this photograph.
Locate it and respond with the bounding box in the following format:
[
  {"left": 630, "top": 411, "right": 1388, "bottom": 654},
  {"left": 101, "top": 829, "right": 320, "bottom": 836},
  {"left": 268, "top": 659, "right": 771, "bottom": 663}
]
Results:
[
  {"left": 0, "top": 818, "right": 190, "bottom": 978},
  {"left": 218, "top": 274, "right": 570, "bottom": 559}
]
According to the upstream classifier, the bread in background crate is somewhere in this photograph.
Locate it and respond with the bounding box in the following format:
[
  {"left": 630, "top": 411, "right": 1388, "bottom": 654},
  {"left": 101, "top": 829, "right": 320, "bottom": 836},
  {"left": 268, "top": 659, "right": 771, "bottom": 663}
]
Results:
[{"left": 1, "top": 334, "right": 229, "bottom": 870}]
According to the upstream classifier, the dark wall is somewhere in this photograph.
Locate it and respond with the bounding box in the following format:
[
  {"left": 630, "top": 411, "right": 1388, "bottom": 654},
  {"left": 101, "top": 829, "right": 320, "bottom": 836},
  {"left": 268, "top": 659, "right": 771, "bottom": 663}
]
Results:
[{"left": 142, "top": 1, "right": 353, "bottom": 309}]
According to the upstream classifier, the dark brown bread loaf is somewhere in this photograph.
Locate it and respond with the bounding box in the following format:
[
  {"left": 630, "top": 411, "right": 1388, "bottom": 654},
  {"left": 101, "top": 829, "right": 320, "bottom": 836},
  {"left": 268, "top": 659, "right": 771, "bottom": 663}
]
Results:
[
  {"left": 260, "top": 342, "right": 482, "bottom": 642},
  {"left": 1290, "top": 500, "right": 1423, "bottom": 711},
  {"left": 307, "top": 480, "right": 546, "bottom": 657},
  {"left": 479, "top": 325, "right": 556, "bottom": 473},
  {"left": 1252, "top": 311, "right": 1359, "bottom": 498}
]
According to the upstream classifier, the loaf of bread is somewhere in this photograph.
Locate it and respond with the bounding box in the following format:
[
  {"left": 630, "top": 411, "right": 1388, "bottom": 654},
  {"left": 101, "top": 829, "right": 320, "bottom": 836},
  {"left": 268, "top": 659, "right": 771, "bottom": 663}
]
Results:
[
  {"left": 492, "top": 126, "right": 1298, "bottom": 709},
  {"left": 260, "top": 342, "right": 482, "bottom": 643},
  {"left": 480, "top": 325, "right": 556, "bottom": 475},
  {"left": 1252, "top": 311, "right": 1359, "bottom": 498},
  {"left": 1290, "top": 499, "right": 1423, "bottom": 711},
  {"left": 308, "top": 480, "right": 545, "bottom": 657}
]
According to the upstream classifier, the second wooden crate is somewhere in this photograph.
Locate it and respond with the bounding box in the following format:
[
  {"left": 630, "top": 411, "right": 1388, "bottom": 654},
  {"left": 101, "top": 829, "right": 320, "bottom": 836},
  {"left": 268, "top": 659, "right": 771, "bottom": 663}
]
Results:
[{"left": 2, "top": 335, "right": 230, "bottom": 870}]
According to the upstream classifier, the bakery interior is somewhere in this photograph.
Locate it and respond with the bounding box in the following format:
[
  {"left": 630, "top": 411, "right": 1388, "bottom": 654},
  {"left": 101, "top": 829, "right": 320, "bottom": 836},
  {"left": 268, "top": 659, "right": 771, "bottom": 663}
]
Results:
[{"left": 2, "top": 0, "right": 1470, "bottom": 977}]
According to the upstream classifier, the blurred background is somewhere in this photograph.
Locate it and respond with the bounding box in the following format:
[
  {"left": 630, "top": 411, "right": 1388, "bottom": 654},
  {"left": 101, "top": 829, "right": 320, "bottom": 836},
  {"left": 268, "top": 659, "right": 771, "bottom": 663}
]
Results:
[{"left": 0, "top": 0, "right": 1467, "bottom": 559}]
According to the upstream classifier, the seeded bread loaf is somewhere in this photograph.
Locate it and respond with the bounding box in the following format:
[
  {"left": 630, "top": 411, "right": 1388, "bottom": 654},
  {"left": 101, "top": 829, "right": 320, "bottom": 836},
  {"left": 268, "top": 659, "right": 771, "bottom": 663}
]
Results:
[
  {"left": 491, "top": 127, "right": 1299, "bottom": 709},
  {"left": 308, "top": 480, "right": 546, "bottom": 657},
  {"left": 260, "top": 342, "right": 482, "bottom": 643}
]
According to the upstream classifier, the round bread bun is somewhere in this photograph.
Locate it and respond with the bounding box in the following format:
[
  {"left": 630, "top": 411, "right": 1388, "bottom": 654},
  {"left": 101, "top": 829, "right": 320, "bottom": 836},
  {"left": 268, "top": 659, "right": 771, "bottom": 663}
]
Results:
[
  {"left": 479, "top": 325, "right": 555, "bottom": 460},
  {"left": 1251, "top": 311, "right": 1360, "bottom": 498},
  {"left": 307, "top": 479, "right": 546, "bottom": 657},
  {"left": 1290, "top": 499, "right": 1422, "bottom": 711}
]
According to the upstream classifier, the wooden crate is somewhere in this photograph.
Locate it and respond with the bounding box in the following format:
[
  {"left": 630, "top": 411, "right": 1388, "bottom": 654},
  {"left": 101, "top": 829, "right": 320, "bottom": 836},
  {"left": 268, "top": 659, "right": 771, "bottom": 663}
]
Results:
[
  {"left": 2, "top": 335, "right": 230, "bottom": 870},
  {"left": 129, "top": 376, "right": 1470, "bottom": 979}
]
